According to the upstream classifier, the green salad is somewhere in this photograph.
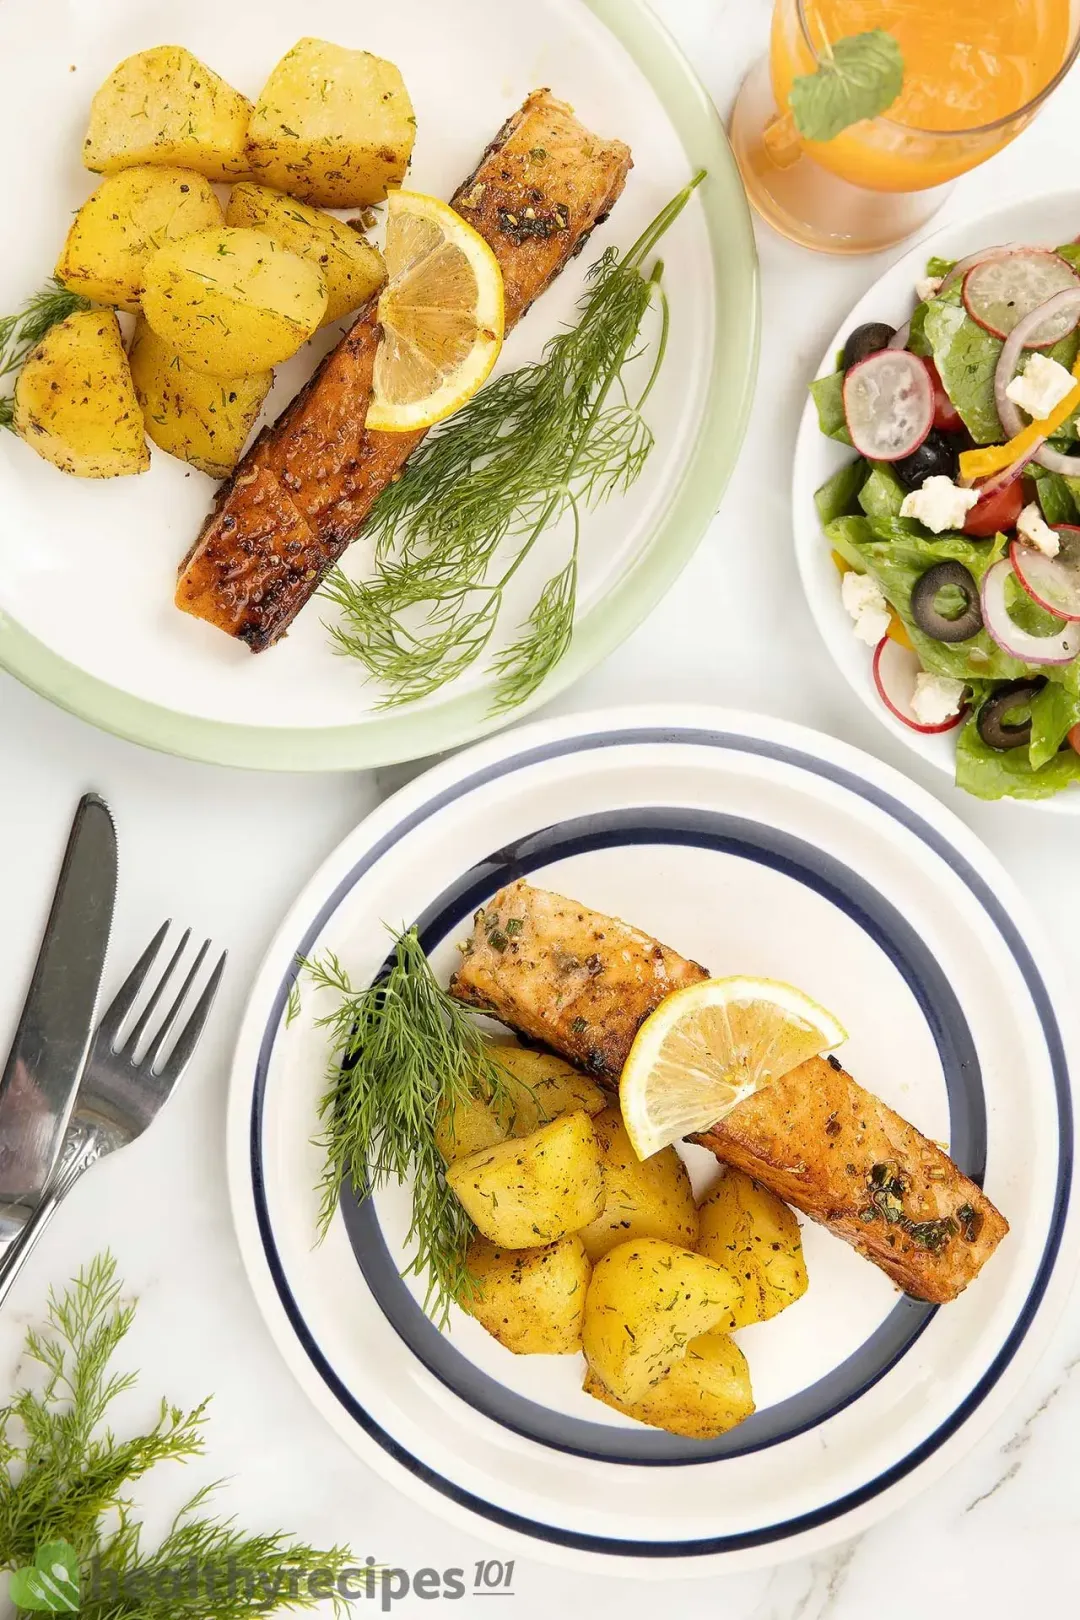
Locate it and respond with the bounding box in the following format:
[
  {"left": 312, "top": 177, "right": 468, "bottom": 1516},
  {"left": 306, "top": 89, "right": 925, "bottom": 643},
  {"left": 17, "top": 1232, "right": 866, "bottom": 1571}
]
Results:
[{"left": 812, "top": 238, "right": 1080, "bottom": 802}]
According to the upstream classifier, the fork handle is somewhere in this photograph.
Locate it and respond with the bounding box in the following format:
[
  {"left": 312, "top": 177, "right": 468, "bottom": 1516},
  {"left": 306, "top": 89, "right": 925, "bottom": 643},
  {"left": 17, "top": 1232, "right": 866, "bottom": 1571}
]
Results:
[{"left": 0, "top": 1128, "right": 102, "bottom": 1309}]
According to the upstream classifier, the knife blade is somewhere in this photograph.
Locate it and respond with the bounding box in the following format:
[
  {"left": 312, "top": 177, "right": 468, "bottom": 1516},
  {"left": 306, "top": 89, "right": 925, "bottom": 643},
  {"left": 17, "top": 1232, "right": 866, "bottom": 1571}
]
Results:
[{"left": 0, "top": 794, "right": 117, "bottom": 1230}]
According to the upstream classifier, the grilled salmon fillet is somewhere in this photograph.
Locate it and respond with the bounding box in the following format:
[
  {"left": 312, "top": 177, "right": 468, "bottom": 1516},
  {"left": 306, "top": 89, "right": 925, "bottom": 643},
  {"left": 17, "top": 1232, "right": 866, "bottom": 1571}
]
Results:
[
  {"left": 449, "top": 880, "right": 708, "bottom": 1079},
  {"left": 695, "top": 1057, "right": 1008, "bottom": 1303},
  {"left": 176, "top": 91, "right": 633, "bottom": 650},
  {"left": 451, "top": 883, "right": 1008, "bottom": 1302}
]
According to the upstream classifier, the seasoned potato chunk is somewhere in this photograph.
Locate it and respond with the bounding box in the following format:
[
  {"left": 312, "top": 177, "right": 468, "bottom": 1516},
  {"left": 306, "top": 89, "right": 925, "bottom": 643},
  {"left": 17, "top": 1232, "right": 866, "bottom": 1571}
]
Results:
[
  {"left": 582, "top": 1239, "right": 740, "bottom": 1406},
  {"left": 446, "top": 1112, "right": 603, "bottom": 1248},
  {"left": 436, "top": 1045, "right": 606, "bottom": 1165},
  {"left": 83, "top": 47, "right": 253, "bottom": 183},
  {"left": 583, "top": 1333, "right": 754, "bottom": 1439},
  {"left": 56, "top": 167, "right": 223, "bottom": 314},
  {"left": 14, "top": 311, "right": 148, "bottom": 478},
  {"left": 462, "top": 1235, "right": 591, "bottom": 1354},
  {"left": 697, "top": 1169, "right": 808, "bottom": 1328},
  {"left": 226, "top": 183, "right": 385, "bottom": 325},
  {"left": 128, "top": 318, "right": 272, "bottom": 478},
  {"left": 576, "top": 1107, "right": 698, "bottom": 1263},
  {"left": 141, "top": 227, "right": 327, "bottom": 375},
  {"left": 246, "top": 39, "right": 416, "bottom": 207}
]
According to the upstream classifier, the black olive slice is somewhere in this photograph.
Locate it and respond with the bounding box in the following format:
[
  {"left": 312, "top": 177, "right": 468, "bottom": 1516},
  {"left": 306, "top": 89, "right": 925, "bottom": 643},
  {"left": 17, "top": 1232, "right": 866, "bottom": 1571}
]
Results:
[
  {"left": 895, "top": 429, "right": 960, "bottom": 491},
  {"left": 842, "top": 322, "right": 898, "bottom": 372},
  {"left": 976, "top": 680, "right": 1046, "bottom": 752},
  {"left": 910, "top": 561, "right": 982, "bottom": 642}
]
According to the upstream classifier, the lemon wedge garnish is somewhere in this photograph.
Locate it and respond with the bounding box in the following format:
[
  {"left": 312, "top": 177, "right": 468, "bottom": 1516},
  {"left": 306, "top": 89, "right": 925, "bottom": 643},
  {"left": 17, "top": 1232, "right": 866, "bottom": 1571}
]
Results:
[
  {"left": 619, "top": 977, "right": 847, "bottom": 1161},
  {"left": 366, "top": 190, "right": 504, "bottom": 433}
]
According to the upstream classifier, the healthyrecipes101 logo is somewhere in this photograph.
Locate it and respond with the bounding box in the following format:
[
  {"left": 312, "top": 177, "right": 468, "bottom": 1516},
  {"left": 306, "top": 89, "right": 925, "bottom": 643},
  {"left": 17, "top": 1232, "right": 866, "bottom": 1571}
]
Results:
[
  {"left": 7, "top": 1541, "right": 517, "bottom": 1611},
  {"left": 9, "top": 1542, "right": 80, "bottom": 1612}
]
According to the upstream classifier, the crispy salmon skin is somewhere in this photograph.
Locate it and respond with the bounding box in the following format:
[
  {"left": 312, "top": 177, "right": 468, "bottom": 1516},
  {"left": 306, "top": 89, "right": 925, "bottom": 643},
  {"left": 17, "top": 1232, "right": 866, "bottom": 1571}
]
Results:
[
  {"left": 176, "top": 91, "right": 633, "bottom": 650},
  {"left": 696, "top": 1056, "right": 1008, "bottom": 1303},
  {"left": 449, "top": 880, "right": 707, "bottom": 1079}
]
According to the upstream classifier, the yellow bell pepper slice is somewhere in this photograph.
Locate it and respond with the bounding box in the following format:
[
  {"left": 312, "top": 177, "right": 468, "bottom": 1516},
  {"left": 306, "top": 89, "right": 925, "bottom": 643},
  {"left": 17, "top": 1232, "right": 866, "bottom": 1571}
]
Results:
[{"left": 959, "top": 353, "right": 1080, "bottom": 481}]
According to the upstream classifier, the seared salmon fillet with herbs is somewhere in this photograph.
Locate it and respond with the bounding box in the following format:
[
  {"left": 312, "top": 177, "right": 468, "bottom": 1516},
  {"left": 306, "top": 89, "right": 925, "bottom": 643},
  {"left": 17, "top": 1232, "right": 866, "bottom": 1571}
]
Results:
[
  {"left": 694, "top": 1055, "right": 1008, "bottom": 1304},
  {"left": 176, "top": 90, "right": 633, "bottom": 650},
  {"left": 449, "top": 881, "right": 708, "bottom": 1079}
]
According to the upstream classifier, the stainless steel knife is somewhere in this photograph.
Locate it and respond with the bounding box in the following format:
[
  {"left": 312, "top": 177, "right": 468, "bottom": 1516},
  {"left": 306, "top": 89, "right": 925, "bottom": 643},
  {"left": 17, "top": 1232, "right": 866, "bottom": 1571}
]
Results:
[{"left": 0, "top": 794, "right": 117, "bottom": 1241}]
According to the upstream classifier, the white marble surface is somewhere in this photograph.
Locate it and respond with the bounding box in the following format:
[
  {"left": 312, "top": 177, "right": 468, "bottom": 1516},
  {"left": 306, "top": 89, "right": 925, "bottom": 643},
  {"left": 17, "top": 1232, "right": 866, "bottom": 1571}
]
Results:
[{"left": 2, "top": 0, "right": 1080, "bottom": 1612}]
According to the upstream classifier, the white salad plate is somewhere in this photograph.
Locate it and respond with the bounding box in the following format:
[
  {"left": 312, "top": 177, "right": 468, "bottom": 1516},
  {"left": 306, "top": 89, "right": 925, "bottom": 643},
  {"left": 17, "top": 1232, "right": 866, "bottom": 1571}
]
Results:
[
  {"left": 227, "top": 705, "right": 1076, "bottom": 1575},
  {"left": 0, "top": 0, "right": 758, "bottom": 771},
  {"left": 793, "top": 191, "right": 1080, "bottom": 814}
]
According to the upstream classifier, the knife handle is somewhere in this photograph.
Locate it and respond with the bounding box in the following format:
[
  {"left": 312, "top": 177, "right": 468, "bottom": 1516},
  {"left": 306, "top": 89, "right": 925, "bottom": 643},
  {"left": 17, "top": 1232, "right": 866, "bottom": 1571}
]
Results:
[{"left": 0, "top": 1126, "right": 103, "bottom": 1309}]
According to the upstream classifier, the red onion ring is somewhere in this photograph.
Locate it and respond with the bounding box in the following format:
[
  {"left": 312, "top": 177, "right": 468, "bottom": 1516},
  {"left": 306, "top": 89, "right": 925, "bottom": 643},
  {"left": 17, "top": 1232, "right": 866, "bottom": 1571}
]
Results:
[
  {"left": 993, "top": 287, "right": 1080, "bottom": 440},
  {"left": 888, "top": 321, "right": 911, "bottom": 351},
  {"left": 981, "top": 558, "right": 1080, "bottom": 664}
]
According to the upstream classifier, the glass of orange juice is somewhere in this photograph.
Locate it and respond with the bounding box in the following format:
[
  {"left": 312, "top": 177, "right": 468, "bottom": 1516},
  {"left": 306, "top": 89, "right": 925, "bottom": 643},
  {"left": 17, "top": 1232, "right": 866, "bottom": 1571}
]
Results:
[{"left": 731, "top": 0, "right": 1080, "bottom": 254}]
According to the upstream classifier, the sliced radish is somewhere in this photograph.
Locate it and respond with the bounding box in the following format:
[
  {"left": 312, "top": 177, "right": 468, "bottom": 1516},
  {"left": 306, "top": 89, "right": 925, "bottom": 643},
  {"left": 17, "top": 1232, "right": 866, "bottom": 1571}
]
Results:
[
  {"left": 981, "top": 557, "right": 1080, "bottom": 664},
  {"left": 872, "top": 637, "right": 967, "bottom": 733},
  {"left": 843, "top": 350, "right": 933, "bottom": 462},
  {"left": 938, "top": 243, "right": 1031, "bottom": 299},
  {"left": 964, "top": 252, "right": 1080, "bottom": 346},
  {"left": 1011, "top": 526, "right": 1080, "bottom": 620}
]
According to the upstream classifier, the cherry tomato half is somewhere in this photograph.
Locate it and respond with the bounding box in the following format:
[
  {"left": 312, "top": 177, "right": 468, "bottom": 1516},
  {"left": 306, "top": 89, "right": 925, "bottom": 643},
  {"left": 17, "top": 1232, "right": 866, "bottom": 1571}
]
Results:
[
  {"left": 922, "top": 358, "right": 964, "bottom": 433},
  {"left": 1069, "top": 723, "right": 1080, "bottom": 758},
  {"left": 963, "top": 477, "right": 1024, "bottom": 537}
]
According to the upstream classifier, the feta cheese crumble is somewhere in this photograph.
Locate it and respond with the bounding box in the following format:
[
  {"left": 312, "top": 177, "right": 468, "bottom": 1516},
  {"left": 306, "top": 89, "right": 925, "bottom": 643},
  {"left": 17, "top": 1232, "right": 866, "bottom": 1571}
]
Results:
[
  {"left": 899, "top": 475, "right": 979, "bottom": 533},
  {"left": 1005, "top": 353, "right": 1075, "bottom": 421},
  {"left": 1017, "top": 501, "right": 1060, "bottom": 558},
  {"left": 841, "top": 569, "right": 891, "bottom": 646},
  {"left": 911, "top": 672, "right": 965, "bottom": 728},
  {"left": 915, "top": 275, "right": 943, "bottom": 303}
]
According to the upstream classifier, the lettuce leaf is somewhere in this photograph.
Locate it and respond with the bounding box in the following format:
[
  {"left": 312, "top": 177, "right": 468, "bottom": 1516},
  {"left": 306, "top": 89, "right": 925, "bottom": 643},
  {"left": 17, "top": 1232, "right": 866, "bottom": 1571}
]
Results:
[
  {"left": 857, "top": 464, "right": 906, "bottom": 519},
  {"left": 956, "top": 713, "right": 1080, "bottom": 800},
  {"left": 1029, "top": 681, "right": 1080, "bottom": 769},
  {"left": 815, "top": 459, "right": 868, "bottom": 524},
  {"left": 809, "top": 369, "right": 851, "bottom": 444},
  {"left": 825, "top": 515, "right": 1027, "bottom": 683}
]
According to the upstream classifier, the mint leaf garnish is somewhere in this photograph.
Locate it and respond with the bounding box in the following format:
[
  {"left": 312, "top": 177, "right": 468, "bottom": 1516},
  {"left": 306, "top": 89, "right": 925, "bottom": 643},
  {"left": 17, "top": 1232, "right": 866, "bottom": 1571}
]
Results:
[{"left": 789, "top": 30, "right": 904, "bottom": 143}]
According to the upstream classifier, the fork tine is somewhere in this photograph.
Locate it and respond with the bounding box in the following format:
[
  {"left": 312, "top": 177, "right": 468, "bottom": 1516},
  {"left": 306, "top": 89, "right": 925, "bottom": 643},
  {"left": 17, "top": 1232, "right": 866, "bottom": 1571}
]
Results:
[
  {"left": 151, "top": 950, "right": 227, "bottom": 1080},
  {"left": 97, "top": 920, "right": 171, "bottom": 1046},
  {"left": 141, "top": 938, "right": 211, "bottom": 1072},
  {"left": 121, "top": 927, "right": 191, "bottom": 1056}
]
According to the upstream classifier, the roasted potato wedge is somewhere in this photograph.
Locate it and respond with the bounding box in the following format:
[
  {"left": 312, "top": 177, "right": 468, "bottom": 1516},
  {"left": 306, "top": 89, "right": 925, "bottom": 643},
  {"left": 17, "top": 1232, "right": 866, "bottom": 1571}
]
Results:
[
  {"left": 582, "top": 1238, "right": 739, "bottom": 1406},
  {"left": 141, "top": 227, "right": 327, "bottom": 375},
  {"left": 445, "top": 1111, "right": 603, "bottom": 1248},
  {"left": 435, "top": 1045, "right": 606, "bottom": 1165},
  {"left": 697, "top": 1169, "right": 808, "bottom": 1328},
  {"left": 462, "top": 1235, "right": 591, "bottom": 1355},
  {"left": 128, "top": 318, "right": 272, "bottom": 478},
  {"left": 13, "top": 311, "right": 148, "bottom": 478},
  {"left": 83, "top": 47, "right": 253, "bottom": 183},
  {"left": 576, "top": 1107, "right": 698, "bottom": 1263},
  {"left": 225, "top": 182, "right": 385, "bottom": 325},
  {"left": 583, "top": 1332, "right": 754, "bottom": 1439},
  {"left": 246, "top": 39, "right": 416, "bottom": 207},
  {"left": 56, "top": 167, "right": 223, "bottom": 314}
]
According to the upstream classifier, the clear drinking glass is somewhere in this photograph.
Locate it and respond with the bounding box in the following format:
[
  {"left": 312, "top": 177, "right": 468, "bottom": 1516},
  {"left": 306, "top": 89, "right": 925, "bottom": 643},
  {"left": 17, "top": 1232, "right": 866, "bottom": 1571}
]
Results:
[{"left": 730, "top": 0, "right": 1080, "bottom": 254}]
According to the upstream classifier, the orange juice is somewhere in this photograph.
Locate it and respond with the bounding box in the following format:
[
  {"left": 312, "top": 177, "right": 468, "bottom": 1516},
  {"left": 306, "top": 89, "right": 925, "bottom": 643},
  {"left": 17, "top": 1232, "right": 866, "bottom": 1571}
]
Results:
[{"left": 771, "top": 0, "right": 1072, "bottom": 191}]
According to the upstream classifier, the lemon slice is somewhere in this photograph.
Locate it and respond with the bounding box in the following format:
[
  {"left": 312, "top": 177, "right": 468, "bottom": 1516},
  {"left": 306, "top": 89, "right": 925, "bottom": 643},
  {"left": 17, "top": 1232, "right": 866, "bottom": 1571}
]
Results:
[
  {"left": 619, "top": 977, "right": 847, "bottom": 1161},
  {"left": 366, "top": 190, "right": 504, "bottom": 433}
]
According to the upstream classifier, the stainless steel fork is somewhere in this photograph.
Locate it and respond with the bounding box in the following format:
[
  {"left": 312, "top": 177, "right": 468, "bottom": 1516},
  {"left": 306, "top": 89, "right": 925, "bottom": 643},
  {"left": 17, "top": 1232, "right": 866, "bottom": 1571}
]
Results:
[{"left": 0, "top": 922, "right": 226, "bottom": 1306}]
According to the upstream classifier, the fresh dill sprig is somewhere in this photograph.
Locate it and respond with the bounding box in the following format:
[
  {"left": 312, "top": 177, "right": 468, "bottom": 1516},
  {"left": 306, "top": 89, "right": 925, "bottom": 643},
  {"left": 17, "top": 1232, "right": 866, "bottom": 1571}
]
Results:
[
  {"left": 0, "top": 278, "right": 91, "bottom": 428},
  {"left": 0, "top": 1254, "right": 353, "bottom": 1618},
  {"left": 306, "top": 930, "right": 521, "bottom": 1326},
  {"left": 322, "top": 173, "right": 703, "bottom": 712}
]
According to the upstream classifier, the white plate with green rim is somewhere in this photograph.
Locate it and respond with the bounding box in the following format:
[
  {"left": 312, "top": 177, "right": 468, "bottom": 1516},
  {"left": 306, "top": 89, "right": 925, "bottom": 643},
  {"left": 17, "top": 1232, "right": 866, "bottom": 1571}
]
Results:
[
  {"left": 227, "top": 704, "right": 1075, "bottom": 1574},
  {"left": 0, "top": 0, "right": 758, "bottom": 770}
]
